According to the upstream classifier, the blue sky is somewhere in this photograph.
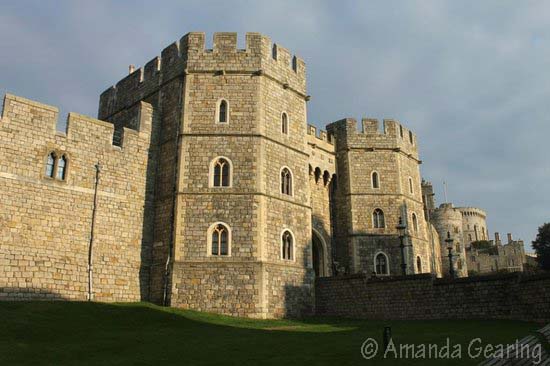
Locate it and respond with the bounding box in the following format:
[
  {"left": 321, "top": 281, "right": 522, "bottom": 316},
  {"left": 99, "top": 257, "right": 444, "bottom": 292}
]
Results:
[{"left": 1, "top": 1, "right": 548, "bottom": 249}]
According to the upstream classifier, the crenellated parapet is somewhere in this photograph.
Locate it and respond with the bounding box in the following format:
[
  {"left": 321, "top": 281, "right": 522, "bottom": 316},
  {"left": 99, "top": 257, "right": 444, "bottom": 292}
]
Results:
[
  {"left": 456, "top": 207, "right": 487, "bottom": 219},
  {"left": 307, "top": 124, "right": 335, "bottom": 151},
  {"left": 326, "top": 117, "right": 419, "bottom": 160},
  {"left": 2, "top": 93, "right": 151, "bottom": 152},
  {"left": 98, "top": 32, "right": 306, "bottom": 120}
]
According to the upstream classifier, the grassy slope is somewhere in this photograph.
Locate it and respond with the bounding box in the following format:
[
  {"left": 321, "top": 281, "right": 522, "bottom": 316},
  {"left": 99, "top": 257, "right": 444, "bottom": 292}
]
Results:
[{"left": 0, "top": 302, "right": 541, "bottom": 366}]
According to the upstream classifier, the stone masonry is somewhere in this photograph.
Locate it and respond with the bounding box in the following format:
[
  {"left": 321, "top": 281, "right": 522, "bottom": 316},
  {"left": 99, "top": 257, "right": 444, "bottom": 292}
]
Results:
[{"left": 1, "top": 31, "right": 529, "bottom": 318}]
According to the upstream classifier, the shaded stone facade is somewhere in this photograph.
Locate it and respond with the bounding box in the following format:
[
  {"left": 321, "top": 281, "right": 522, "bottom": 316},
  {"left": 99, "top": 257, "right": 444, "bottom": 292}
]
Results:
[{"left": 316, "top": 272, "right": 550, "bottom": 323}]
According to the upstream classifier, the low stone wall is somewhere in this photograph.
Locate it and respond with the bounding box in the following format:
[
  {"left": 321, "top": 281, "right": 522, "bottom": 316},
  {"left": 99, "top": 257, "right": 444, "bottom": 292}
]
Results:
[{"left": 315, "top": 272, "right": 550, "bottom": 323}]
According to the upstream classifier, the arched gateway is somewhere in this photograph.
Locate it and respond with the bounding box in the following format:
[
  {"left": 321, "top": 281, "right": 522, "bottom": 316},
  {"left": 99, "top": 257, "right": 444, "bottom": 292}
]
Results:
[{"left": 312, "top": 230, "right": 327, "bottom": 277}]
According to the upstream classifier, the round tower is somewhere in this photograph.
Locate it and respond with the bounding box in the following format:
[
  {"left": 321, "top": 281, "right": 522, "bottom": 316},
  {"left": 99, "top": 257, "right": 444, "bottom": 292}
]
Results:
[
  {"left": 430, "top": 203, "right": 468, "bottom": 277},
  {"left": 456, "top": 207, "right": 488, "bottom": 248}
]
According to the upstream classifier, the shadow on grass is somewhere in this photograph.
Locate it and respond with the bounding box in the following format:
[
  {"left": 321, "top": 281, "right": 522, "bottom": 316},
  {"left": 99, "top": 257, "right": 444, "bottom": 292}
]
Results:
[{"left": 0, "top": 299, "right": 542, "bottom": 366}]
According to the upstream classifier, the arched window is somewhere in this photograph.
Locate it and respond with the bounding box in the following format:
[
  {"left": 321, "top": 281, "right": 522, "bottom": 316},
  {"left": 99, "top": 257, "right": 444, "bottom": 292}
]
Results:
[
  {"left": 375, "top": 253, "right": 388, "bottom": 275},
  {"left": 281, "top": 230, "right": 294, "bottom": 260},
  {"left": 272, "top": 44, "right": 278, "bottom": 60},
  {"left": 371, "top": 171, "right": 379, "bottom": 189},
  {"left": 210, "top": 223, "right": 230, "bottom": 256},
  {"left": 417, "top": 256, "right": 422, "bottom": 272},
  {"left": 211, "top": 157, "right": 231, "bottom": 187},
  {"left": 45, "top": 152, "right": 56, "bottom": 178},
  {"left": 408, "top": 177, "right": 414, "bottom": 194},
  {"left": 373, "top": 209, "right": 385, "bottom": 229},
  {"left": 468, "top": 234, "right": 472, "bottom": 242},
  {"left": 56, "top": 155, "right": 67, "bottom": 181},
  {"left": 280, "top": 167, "right": 292, "bottom": 196},
  {"left": 412, "top": 213, "right": 418, "bottom": 233},
  {"left": 281, "top": 112, "right": 289, "bottom": 134},
  {"left": 217, "top": 99, "right": 228, "bottom": 123}
]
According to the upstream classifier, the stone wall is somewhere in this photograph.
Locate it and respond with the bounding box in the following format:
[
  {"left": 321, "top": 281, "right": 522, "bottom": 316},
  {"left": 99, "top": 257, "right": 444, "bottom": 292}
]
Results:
[
  {"left": 316, "top": 272, "right": 550, "bottom": 323},
  {"left": 0, "top": 94, "right": 153, "bottom": 301}
]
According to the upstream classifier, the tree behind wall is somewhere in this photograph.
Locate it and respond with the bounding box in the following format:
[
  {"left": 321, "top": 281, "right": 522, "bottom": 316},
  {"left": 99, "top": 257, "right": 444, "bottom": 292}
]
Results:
[{"left": 532, "top": 223, "right": 550, "bottom": 270}]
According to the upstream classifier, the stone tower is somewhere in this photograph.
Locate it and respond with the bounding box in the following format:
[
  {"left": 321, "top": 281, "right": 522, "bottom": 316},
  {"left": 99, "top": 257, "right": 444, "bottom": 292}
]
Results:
[
  {"left": 430, "top": 203, "right": 468, "bottom": 277},
  {"left": 98, "top": 32, "right": 314, "bottom": 318},
  {"left": 326, "top": 118, "right": 435, "bottom": 276},
  {"left": 457, "top": 207, "right": 488, "bottom": 247}
]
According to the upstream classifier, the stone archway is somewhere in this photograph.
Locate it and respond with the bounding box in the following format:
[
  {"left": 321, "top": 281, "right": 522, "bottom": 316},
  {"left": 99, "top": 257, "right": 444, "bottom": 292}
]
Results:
[{"left": 312, "top": 230, "right": 327, "bottom": 278}]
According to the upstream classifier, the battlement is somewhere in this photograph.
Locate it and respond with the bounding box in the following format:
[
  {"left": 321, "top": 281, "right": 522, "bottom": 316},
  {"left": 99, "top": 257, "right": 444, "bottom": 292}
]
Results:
[
  {"left": 99, "top": 32, "right": 306, "bottom": 119},
  {"left": 326, "top": 117, "right": 419, "bottom": 158},
  {"left": 2, "top": 93, "right": 151, "bottom": 151},
  {"left": 456, "top": 207, "right": 487, "bottom": 218},
  {"left": 307, "top": 124, "right": 334, "bottom": 144}
]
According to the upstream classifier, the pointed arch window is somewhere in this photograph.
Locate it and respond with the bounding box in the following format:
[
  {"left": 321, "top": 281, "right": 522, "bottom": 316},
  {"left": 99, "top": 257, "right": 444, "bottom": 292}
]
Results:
[
  {"left": 375, "top": 253, "right": 388, "bottom": 275},
  {"left": 56, "top": 155, "right": 67, "bottom": 181},
  {"left": 217, "top": 99, "right": 228, "bottom": 123},
  {"left": 371, "top": 171, "right": 379, "bottom": 189},
  {"left": 210, "top": 223, "right": 230, "bottom": 256},
  {"left": 281, "top": 167, "right": 292, "bottom": 196},
  {"left": 211, "top": 157, "right": 231, "bottom": 187},
  {"left": 373, "top": 208, "right": 385, "bottom": 229},
  {"left": 281, "top": 112, "right": 289, "bottom": 135},
  {"left": 45, "top": 152, "right": 56, "bottom": 178},
  {"left": 417, "top": 256, "right": 422, "bottom": 273},
  {"left": 412, "top": 213, "right": 418, "bottom": 233},
  {"left": 281, "top": 230, "right": 294, "bottom": 260}
]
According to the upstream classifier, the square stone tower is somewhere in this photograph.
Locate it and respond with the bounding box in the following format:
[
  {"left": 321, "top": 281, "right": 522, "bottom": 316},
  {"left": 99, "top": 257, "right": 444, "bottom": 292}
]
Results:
[{"left": 98, "top": 32, "right": 314, "bottom": 318}]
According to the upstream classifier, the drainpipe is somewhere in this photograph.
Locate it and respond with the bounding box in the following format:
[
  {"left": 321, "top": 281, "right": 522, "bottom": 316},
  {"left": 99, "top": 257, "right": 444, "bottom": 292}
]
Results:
[{"left": 88, "top": 162, "right": 101, "bottom": 301}]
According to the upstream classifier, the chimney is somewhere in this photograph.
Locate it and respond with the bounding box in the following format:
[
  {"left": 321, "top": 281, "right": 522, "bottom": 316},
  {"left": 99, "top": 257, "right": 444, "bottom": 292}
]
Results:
[
  {"left": 495, "top": 232, "right": 501, "bottom": 245},
  {"left": 129, "top": 65, "right": 135, "bottom": 74},
  {"left": 507, "top": 233, "right": 513, "bottom": 244}
]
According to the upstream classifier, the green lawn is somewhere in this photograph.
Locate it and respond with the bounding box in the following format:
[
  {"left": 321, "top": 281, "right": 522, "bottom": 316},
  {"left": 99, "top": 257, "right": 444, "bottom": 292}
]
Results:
[{"left": 0, "top": 301, "right": 541, "bottom": 365}]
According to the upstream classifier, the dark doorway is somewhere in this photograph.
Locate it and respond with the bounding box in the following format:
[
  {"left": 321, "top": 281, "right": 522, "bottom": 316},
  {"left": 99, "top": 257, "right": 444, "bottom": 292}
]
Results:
[{"left": 312, "top": 231, "right": 325, "bottom": 277}]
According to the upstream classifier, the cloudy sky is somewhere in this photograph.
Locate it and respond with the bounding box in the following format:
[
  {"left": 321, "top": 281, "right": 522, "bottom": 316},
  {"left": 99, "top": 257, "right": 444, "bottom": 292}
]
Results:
[{"left": 1, "top": 1, "right": 548, "bottom": 249}]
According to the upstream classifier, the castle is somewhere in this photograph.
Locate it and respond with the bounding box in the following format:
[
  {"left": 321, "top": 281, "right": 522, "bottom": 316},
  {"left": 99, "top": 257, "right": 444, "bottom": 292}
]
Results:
[{"left": 0, "top": 32, "right": 527, "bottom": 318}]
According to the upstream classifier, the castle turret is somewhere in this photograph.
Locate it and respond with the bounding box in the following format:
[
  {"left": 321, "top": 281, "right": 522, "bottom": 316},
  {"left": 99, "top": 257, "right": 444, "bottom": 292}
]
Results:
[
  {"left": 430, "top": 203, "right": 468, "bottom": 277},
  {"left": 326, "top": 118, "right": 434, "bottom": 276},
  {"left": 421, "top": 179, "right": 436, "bottom": 220},
  {"left": 98, "top": 32, "right": 313, "bottom": 318},
  {"left": 456, "top": 207, "right": 488, "bottom": 248}
]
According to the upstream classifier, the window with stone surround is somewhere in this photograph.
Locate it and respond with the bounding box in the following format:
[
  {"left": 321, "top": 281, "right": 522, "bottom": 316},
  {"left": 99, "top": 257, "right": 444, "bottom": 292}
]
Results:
[
  {"left": 412, "top": 213, "right": 418, "bottom": 233},
  {"left": 210, "top": 157, "right": 232, "bottom": 187},
  {"left": 208, "top": 222, "right": 231, "bottom": 256},
  {"left": 408, "top": 177, "right": 414, "bottom": 194},
  {"left": 281, "top": 230, "right": 294, "bottom": 261},
  {"left": 57, "top": 155, "right": 67, "bottom": 181},
  {"left": 371, "top": 171, "right": 380, "bottom": 189},
  {"left": 375, "top": 252, "right": 389, "bottom": 275},
  {"left": 373, "top": 208, "right": 385, "bottom": 229},
  {"left": 44, "top": 151, "right": 68, "bottom": 181},
  {"left": 417, "top": 256, "right": 422, "bottom": 272},
  {"left": 45, "top": 152, "right": 56, "bottom": 178},
  {"left": 281, "top": 112, "right": 289, "bottom": 134},
  {"left": 216, "top": 99, "right": 228, "bottom": 123},
  {"left": 280, "top": 167, "right": 293, "bottom": 196}
]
